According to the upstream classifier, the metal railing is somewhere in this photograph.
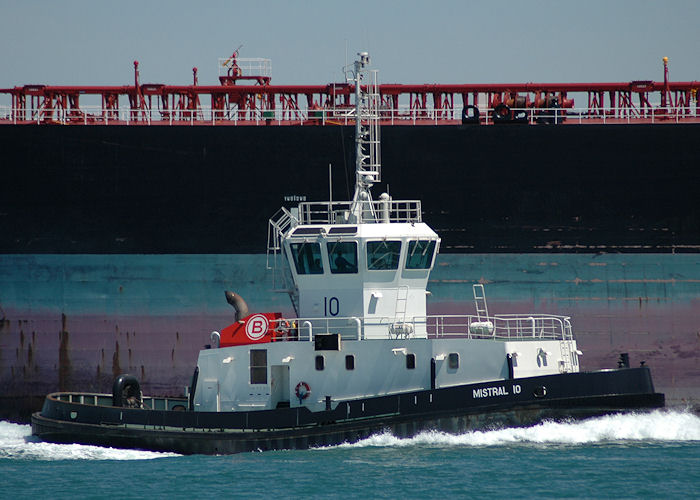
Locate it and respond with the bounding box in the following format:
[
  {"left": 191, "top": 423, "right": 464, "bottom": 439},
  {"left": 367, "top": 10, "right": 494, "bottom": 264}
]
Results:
[
  {"left": 55, "top": 393, "right": 113, "bottom": 406},
  {"left": 218, "top": 57, "right": 272, "bottom": 78},
  {"left": 53, "top": 392, "right": 188, "bottom": 409},
  {"left": 428, "top": 314, "right": 573, "bottom": 340},
  {"left": 297, "top": 199, "right": 422, "bottom": 225},
  {"left": 1, "top": 104, "right": 697, "bottom": 126},
  {"left": 263, "top": 312, "right": 573, "bottom": 342},
  {"left": 267, "top": 316, "right": 364, "bottom": 341}
]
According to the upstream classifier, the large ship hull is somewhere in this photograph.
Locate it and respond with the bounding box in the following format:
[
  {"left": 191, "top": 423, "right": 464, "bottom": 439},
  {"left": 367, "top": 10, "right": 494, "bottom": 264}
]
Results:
[
  {"left": 1, "top": 252, "right": 697, "bottom": 422},
  {"left": 1, "top": 123, "right": 698, "bottom": 254},
  {"left": 1, "top": 123, "right": 699, "bottom": 420}
]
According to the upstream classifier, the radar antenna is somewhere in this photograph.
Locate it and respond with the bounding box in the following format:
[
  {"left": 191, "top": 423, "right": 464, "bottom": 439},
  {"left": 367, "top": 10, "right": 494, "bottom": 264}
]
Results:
[{"left": 346, "top": 52, "right": 381, "bottom": 222}]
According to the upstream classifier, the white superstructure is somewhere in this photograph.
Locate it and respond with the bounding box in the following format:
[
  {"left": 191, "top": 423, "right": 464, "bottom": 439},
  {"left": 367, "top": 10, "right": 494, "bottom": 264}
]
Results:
[{"left": 193, "top": 53, "right": 579, "bottom": 414}]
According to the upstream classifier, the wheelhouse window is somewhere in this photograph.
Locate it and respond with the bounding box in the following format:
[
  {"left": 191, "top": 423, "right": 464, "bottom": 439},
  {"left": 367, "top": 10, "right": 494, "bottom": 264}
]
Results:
[
  {"left": 327, "top": 241, "right": 358, "bottom": 274},
  {"left": 250, "top": 349, "right": 267, "bottom": 384},
  {"left": 405, "top": 240, "right": 437, "bottom": 269},
  {"left": 367, "top": 240, "right": 401, "bottom": 270},
  {"left": 289, "top": 242, "right": 323, "bottom": 275}
]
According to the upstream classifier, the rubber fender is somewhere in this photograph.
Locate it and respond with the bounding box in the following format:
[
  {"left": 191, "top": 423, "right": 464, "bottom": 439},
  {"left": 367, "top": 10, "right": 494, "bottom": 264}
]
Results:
[
  {"left": 535, "top": 97, "right": 562, "bottom": 124},
  {"left": 492, "top": 103, "right": 511, "bottom": 123},
  {"left": 512, "top": 109, "right": 528, "bottom": 123},
  {"left": 535, "top": 109, "right": 561, "bottom": 125},
  {"left": 461, "top": 105, "right": 480, "bottom": 124},
  {"left": 112, "top": 374, "right": 142, "bottom": 408}
]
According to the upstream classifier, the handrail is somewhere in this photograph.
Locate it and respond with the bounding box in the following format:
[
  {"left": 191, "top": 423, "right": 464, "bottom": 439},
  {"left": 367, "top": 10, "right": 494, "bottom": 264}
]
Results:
[
  {"left": 266, "top": 313, "right": 573, "bottom": 342},
  {"left": 302, "top": 321, "right": 313, "bottom": 341},
  {"left": 295, "top": 199, "right": 422, "bottom": 225},
  {"left": 1, "top": 104, "right": 697, "bottom": 126},
  {"left": 51, "top": 392, "right": 188, "bottom": 410}
]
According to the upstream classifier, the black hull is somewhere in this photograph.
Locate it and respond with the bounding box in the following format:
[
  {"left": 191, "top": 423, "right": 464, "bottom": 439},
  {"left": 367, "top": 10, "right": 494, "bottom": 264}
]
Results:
[
  {"left": 32, "top": 367, "right": 664, "bottom": 455},
  {"left": 2, "top": 123, "right": 699, "bottom": 254}
]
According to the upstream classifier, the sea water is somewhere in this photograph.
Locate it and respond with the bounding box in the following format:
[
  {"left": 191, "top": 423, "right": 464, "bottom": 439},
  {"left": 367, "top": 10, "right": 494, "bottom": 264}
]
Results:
[{"left": 1, "top": 410, "right": 698, "bottom": 499}]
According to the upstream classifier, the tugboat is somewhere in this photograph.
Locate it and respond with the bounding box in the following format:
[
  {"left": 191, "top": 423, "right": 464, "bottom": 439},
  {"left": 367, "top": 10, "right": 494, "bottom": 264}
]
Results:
[{"left": 31, "top": 53, "right": 664, "bottom": 455}]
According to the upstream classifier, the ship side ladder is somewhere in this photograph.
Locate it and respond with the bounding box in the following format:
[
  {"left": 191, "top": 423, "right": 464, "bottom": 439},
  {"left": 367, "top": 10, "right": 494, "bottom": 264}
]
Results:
[
  {"left": 559, "top": 340, "right": 575, "bottom": 373},
  {"left": 395, "top": 285, "right": 408, "bottom": 320},
  {"left": 390, "top": 285, "right": 410, "bottom": 338},
  {"left": 267, "top": 207, "right": 300, "bottom": 314},
  {"left": 473, "top": 284, "right": 489, "bottom": 320}
]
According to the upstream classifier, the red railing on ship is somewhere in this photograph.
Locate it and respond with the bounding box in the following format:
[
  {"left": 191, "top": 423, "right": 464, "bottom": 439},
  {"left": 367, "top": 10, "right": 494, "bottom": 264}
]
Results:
[{"left": 2, "top": 82, "right": 698, "bottom": 126}]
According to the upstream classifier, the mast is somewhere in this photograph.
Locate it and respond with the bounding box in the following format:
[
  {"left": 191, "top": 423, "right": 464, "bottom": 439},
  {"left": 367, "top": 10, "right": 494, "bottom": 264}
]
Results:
[{"left": 348, "top": 52, "right": 381, "bottom": 222}]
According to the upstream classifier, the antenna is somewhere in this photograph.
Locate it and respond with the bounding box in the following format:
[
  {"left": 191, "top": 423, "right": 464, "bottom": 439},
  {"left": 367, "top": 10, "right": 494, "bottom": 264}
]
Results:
[
  {"left": 348, "top": 52, "right": 381, "bottom": 222},
  {"left": 223, "top": 44, "right": 244, "bottom": 67},
  {"left": 328, "top": 163, "right": 333, "bottom": 216}
]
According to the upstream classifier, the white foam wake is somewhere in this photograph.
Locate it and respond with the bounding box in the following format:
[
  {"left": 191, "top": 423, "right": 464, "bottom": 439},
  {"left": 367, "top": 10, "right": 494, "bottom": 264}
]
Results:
[
  {"left": 336, "top": 410, "right": 700, "bottom": 449},
  {"left": 0, "top": 421, "right": 179, "bottom": 460}
]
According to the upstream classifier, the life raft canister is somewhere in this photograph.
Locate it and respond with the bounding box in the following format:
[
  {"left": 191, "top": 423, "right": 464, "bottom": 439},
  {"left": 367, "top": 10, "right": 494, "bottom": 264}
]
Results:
[{"left": 295, "top": 381, "right": 311, "bottom": 402}]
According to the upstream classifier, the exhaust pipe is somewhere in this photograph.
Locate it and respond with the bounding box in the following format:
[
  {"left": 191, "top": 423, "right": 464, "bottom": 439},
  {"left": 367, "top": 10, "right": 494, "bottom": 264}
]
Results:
[{"left": 225, "top": 291, "right": 249, "bottom": 322}]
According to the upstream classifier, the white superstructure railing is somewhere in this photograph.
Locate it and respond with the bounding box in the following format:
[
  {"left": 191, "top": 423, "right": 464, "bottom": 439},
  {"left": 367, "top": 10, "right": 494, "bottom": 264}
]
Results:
[
  {"left": 218, "top": 57, "right": 271, "bottom": 78},
  {"left": 296, "top": 199, "right": 422, "bottom": 225},
  {"left": 264, "top": 313, "right": 574, "bottom": 342},
  {"left": 1, "top": 104, "right": 697, "bottom": 126}
]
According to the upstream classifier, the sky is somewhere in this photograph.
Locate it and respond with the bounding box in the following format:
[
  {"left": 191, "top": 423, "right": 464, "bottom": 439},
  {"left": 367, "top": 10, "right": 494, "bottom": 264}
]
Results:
[{"left": 1, "top": 0, "right": 699, "bottom": 90}]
